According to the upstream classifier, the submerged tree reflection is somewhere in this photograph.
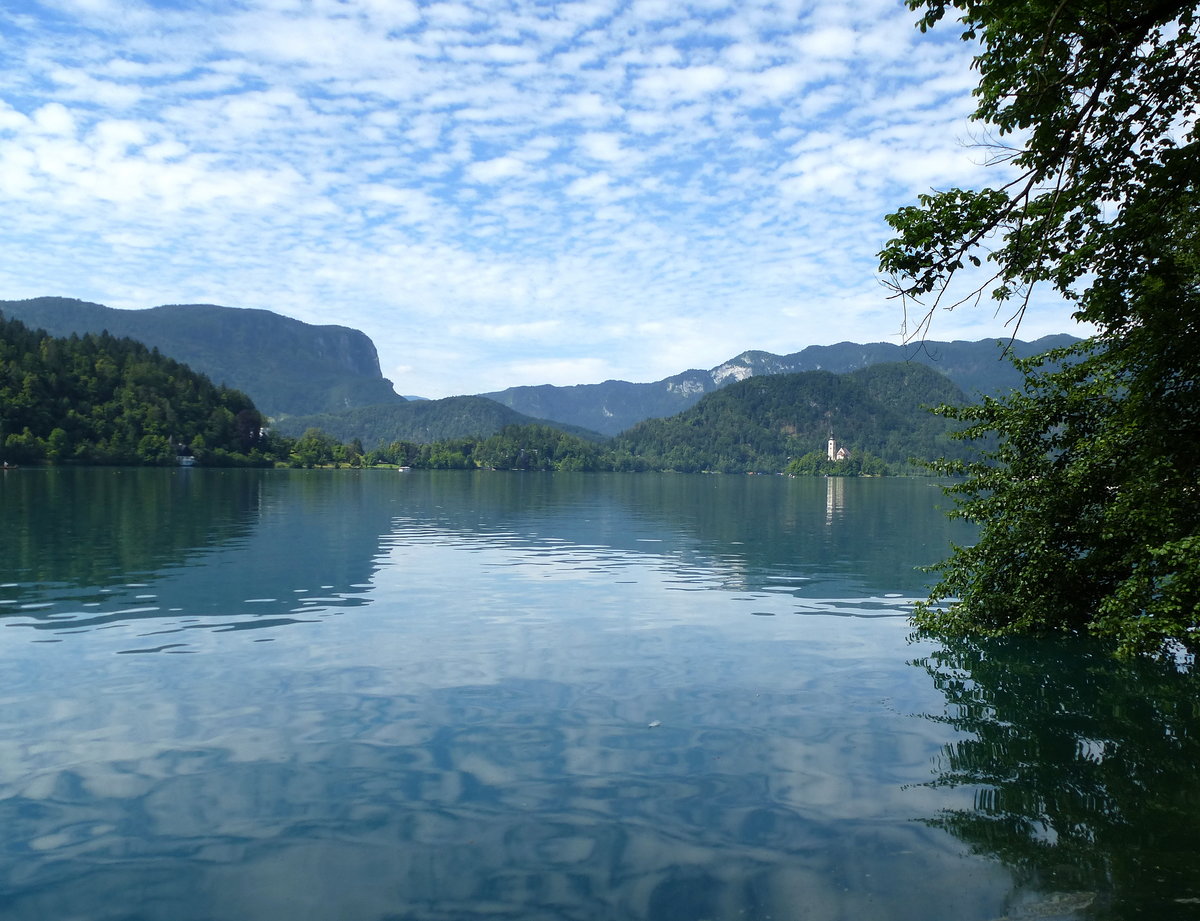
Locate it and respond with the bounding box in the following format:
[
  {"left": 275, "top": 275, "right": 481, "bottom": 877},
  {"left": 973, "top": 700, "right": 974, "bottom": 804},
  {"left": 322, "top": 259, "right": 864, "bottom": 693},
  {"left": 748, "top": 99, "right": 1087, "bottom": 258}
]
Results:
[{"left": 914, "top": 637, "right": 1200, "bottom": 919}]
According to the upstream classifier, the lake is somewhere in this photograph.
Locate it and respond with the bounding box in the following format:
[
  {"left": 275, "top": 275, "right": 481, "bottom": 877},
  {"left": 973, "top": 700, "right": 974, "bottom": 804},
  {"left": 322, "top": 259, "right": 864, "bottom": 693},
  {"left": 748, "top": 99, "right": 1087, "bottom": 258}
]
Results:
[{"left": 0, "top": 468, "right": 1197, "bottom": 921}]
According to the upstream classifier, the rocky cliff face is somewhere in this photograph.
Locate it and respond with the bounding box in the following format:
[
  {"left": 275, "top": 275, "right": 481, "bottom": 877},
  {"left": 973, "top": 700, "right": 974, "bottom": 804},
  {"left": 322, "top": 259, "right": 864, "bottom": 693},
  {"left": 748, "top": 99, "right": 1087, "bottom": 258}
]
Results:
[{"left": 0, "top": 297, "right": 402, "bottom": 418}]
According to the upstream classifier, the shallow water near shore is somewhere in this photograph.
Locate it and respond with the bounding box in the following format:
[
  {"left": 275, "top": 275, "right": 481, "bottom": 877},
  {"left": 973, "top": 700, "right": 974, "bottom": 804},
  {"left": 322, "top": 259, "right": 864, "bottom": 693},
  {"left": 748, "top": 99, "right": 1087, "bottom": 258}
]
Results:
[{"left": 0, "top": 468, "right": 1196, "bottom": 920}]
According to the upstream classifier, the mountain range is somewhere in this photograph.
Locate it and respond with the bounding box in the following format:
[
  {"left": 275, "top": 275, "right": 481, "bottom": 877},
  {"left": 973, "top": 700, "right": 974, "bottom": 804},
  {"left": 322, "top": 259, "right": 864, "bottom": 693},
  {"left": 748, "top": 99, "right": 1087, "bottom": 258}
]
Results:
[
  {"left": 271, "top": 396, "right": 605, "bottom": 446},
  {"left": 484, "top": 334, "right": 1078, "bottom": 435},
  {"left": 1, "top": 296, "right": 1078, "bottom": 444}
]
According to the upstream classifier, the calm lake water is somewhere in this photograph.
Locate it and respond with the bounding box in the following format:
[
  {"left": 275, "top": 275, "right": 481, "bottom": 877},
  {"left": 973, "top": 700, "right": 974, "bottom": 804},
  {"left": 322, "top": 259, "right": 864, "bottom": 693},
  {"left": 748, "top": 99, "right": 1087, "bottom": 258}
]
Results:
[{"left": 1, "top": 468, "right": 1197, "bottom": 921}]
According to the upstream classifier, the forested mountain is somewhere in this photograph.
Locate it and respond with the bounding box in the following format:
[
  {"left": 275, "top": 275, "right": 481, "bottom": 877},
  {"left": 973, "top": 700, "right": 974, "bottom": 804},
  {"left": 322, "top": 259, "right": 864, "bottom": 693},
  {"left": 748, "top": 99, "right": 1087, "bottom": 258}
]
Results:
[
  {"left": 0, "top": 297, "right": 403, "bottom": 418},
  {"left": 0, "top": 314, "right": 280, "bottom": 465},
  {"left": 483, "top": 334, "right": 1078, "bottom": 435},
  {"left": 272, "top": 396, "right": 604, "bottom": 447},
  {"left": 611, "top": 362, "right": 974, "bottom": 474}
]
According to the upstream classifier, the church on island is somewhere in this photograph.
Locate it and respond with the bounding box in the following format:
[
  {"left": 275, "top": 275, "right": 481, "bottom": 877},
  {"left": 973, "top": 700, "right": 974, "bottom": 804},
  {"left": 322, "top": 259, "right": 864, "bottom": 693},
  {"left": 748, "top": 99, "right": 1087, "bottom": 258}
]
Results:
[{"left": 827, "top": 435, "right": 850, "bottom": 463}]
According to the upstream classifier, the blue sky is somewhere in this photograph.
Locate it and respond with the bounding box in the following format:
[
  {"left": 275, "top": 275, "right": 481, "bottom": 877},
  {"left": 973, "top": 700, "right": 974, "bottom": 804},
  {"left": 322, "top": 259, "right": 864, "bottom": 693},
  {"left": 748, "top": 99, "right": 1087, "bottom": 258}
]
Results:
[{"left": 0, "top": 0, "right": 1087, "bottom": 398}]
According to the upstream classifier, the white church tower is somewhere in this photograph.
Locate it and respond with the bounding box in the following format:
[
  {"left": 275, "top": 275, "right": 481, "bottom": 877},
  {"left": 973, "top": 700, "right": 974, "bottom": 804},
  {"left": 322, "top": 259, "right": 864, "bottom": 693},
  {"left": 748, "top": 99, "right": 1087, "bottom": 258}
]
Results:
[{"left": 827, "top": 435, "right": 837, "bottom": 461}]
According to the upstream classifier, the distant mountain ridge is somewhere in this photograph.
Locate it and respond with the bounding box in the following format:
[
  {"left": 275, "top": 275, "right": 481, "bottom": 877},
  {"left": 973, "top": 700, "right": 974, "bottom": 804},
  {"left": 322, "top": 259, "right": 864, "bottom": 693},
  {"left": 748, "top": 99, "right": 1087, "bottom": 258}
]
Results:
[
  {"left": 483, "top": 334, "right": 1079, "bottom": 436},
  {"left": 0, "top": 296, "right": 403, "bottom": 418},
  {"left": 272, "top": 396, "right": 605, "bottom": 448}
]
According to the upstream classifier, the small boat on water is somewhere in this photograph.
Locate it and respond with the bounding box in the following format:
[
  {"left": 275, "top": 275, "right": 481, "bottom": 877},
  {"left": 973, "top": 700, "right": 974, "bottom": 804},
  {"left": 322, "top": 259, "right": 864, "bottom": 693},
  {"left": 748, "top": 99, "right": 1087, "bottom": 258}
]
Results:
[{"left": 398, "top": 466, "right": 412, "bottom": 472}]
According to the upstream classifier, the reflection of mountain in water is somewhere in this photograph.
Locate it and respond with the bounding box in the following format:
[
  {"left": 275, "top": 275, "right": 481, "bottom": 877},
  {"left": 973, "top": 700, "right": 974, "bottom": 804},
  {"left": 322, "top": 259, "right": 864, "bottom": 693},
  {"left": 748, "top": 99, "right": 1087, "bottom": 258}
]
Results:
[{"left": 914, "top": 637, "right": 1200, "bottom": 919}]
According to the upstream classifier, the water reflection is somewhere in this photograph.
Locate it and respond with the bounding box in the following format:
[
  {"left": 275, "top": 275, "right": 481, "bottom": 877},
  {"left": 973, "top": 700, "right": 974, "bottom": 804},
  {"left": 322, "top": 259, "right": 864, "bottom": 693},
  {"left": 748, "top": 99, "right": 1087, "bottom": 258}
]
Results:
[
  {"left": 825, "top": 476, "right": 844, "bottom": 525},
  {"left": 914, "top": 636, "right": 1200, "bottom": 919},
  {"left": 0, "top": 469, "right": 397, "bottom": 639},
  {"left": 0, "top": 467, "right": 261, "bottom": 585},
  {"left": 0, "top": 470, "right": 1029, "bottom": 920},
  {"left": 0, "top": 642, "right": 1009, "bottom": 921},
  {"left": 1, "top": 470, "right": 970, "bottom": 646}
]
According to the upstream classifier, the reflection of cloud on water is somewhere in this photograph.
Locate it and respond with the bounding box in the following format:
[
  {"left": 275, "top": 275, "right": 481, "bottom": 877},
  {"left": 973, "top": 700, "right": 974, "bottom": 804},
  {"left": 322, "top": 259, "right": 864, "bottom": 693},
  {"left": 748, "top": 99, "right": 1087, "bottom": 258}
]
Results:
[{"left": 0, "top": 659, "right": 1011, "bottom": 920}]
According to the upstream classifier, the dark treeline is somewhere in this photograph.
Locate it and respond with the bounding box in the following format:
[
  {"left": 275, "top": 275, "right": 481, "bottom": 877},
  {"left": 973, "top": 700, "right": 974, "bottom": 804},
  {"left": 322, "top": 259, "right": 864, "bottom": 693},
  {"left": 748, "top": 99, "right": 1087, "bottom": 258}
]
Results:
[{"left": 320, "top": 423, "right": 612, "bottom": 471}]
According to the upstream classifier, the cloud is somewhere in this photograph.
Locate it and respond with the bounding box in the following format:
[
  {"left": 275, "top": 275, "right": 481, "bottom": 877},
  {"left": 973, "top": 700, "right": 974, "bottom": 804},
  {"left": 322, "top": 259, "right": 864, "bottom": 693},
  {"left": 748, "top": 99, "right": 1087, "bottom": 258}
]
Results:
[
  {"left": 636, "top": 65, "right": 729, "bottom": 100},
  {"left": 499, "top": 357, "right": 617, "bottom": 388},
  {"left": 31, "top": 103, "right": 76, "bottom": 136},
  {"left": 448, "top": 320, "right": 563, "bottom": 342},
  {"left": 466, "top": 156, "right": 527, "bottom": 183},
  {"left": 564, "top": 172, "right": 613, "bottom": 198}
]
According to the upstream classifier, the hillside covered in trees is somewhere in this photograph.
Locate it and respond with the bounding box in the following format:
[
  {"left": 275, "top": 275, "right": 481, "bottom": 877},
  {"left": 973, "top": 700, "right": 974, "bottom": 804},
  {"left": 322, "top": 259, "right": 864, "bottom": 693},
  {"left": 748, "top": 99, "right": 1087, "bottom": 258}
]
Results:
[
  {"left": 280, "top": 362, "right": 976, "bottom": 475},
  {"left": 273, "top": 396, "right": 605, "bottom": 447},
  {"left": 611, "top": 363, "right": 974, "bottom": 474},
  {"left": 0, "top": 314, "right": 281, "bottom": 466}
]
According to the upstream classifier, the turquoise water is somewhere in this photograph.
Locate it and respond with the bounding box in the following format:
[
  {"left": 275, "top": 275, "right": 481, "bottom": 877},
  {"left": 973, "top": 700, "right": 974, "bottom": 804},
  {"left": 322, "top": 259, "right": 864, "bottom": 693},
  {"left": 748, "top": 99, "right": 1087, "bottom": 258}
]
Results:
[{"left": 0, "top": 469, "right": 1196, "bottom": 920}]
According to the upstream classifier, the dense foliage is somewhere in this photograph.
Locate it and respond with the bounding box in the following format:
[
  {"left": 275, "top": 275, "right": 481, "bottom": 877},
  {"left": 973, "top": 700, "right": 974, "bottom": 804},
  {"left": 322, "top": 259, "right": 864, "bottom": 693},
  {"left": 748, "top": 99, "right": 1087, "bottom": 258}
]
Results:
[
  {"left": 613, "top": 363, "right": 973, "bottom": 474},
  {"left": 0, "top": 314, "right": 279, "bottom": 466},
  {"left": 366, "top": 424, "right": 609, "bottom": 472},
  {"left": 879, "top": 0, "right": 1200, "bottom": 655}
]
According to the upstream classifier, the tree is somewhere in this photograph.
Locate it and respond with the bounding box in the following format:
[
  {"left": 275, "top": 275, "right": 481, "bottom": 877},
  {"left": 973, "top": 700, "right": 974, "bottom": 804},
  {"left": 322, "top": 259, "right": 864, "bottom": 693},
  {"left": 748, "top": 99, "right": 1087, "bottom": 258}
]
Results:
[{"left": 878, "top": 0, "right": 1200, "bottom": 656}]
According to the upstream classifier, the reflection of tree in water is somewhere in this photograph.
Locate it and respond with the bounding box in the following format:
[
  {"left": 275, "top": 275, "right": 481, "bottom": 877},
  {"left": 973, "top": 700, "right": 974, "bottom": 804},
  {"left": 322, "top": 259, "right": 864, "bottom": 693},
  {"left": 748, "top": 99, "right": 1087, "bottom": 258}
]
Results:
[
  {"left": 1, "top": 468, "right": 263, "bottom": 587},
  {"left": 915, "top": 636, "right": 1200, "bottom": 919}
]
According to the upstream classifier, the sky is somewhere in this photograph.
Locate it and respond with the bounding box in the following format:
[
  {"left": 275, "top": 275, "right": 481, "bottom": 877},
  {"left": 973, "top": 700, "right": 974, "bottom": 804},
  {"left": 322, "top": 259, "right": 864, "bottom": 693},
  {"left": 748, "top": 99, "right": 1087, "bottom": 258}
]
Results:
[{"left": 0, "top": 0, "right": 1089, "bottom": 399}]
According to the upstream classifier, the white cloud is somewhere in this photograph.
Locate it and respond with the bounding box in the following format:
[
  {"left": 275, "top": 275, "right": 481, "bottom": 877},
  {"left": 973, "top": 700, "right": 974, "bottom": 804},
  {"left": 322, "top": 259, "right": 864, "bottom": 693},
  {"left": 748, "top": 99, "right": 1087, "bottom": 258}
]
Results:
[
  {"left": 448, "top": 319, "right": 563, "bottom": 341},
  {"left": 564, "top": 172, "right": 612, "bottom": 198},
  {"left": 358, "top": 0, "right": 421, "bottom": 30},
  {"left": 32, "top": 103, "right": 76, "bottom": 136},
  {"left": 795, "top": 26, "right": 858, "bottom": 59},
  {"left": 556, "top": 92, "right": 624, "bottom": 121},
  {"left": 500, "top": 356, "right": 617, "bottom": 388},
  {"left": 0, "top": 102, "right": 31, "bottom": 131},
  {"left": 577, "top": 132, "right": 625, "bottom": 162},
  {"left": 466, "top": 156, "right": 527, "bottom": 183},
  {"left": 48, "top": 67, "right": 143, "bottom": 108},
  {"left": 636, "top": 65, "right": 729, "bottom": 99}
]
